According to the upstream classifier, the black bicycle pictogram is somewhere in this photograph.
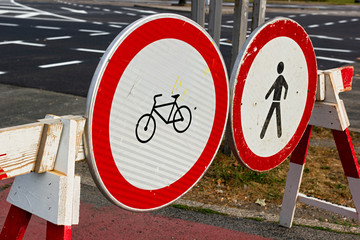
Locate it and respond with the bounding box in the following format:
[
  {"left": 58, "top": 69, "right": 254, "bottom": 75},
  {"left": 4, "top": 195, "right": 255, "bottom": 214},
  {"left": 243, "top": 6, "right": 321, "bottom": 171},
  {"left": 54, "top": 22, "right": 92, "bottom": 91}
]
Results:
[{"left": 135, "top": 94, "right": 192, "bottom": 143}]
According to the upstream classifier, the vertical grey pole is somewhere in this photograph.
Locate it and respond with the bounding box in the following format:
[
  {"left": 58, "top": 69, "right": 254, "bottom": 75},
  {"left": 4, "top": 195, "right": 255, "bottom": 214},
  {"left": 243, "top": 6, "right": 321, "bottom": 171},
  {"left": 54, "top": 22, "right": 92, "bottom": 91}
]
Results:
[
  {"left": 208, "top": 0, "right": 223, "bottom": 46},
  {"left": 230, "top": 0, "right": 249, "bottom": 70},
  {"left": 251, "top": 0, "right": 266, "bottom": 31},
  {"left": 191, "top": 0, "right": 206, "bottom": 27}
]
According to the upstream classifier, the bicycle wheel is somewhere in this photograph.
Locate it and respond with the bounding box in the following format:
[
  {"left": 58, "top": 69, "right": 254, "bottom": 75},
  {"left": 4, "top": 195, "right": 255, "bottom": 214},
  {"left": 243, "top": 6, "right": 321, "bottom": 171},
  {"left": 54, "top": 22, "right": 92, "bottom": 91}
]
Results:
[
  {"left": 173, "top": 106, "right": 192, "bottom": 133},
  {"left": 135, "top": 114, "right": 156, "bottom": 143}
]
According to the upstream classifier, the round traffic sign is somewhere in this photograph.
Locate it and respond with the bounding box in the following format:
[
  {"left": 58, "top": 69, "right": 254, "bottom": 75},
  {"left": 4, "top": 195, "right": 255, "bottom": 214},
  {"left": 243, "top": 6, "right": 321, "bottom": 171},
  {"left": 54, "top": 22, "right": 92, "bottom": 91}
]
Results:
[
  {"left": 85, "top": 14, "right": 229, "bottom": 211},
  {"left": 229, "top": 18, "right": 317, "bottom": 172}
]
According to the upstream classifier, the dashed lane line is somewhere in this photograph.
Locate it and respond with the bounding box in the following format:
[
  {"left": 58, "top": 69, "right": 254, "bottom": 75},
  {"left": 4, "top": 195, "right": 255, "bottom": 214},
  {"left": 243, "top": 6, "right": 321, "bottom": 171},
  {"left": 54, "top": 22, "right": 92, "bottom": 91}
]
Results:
[
  {"left": 38, "top": 60, "right": 82, "bottom": 69},
  {"left": 0, "top": 71, "right": 6, "bottom": 75},
  {"left": 309, "top": 34, "right": 343, "bottom": 41},
  {"left": 0, "top": 22, "right": 18, "bottom": 26},
  {"left": 90, "top": 32, "right": 110, "bottom": 36},
  {"left": 35, "top": 25, "right": 61, "bottom": 30},
  {"left": 308, "top": 24, "right": 320, "bottom": 28},
  {"left": 74, "top": 48, "right": 105, "bottom": 53},
  {"left": 314, "top": 47, "right": 352, "bottom": 53},
  {"left": 45, "top": 36, "right": 71, "bottom": 41},
  {"left": 316, "top": 56, "right": 354, "bottom": 64}
]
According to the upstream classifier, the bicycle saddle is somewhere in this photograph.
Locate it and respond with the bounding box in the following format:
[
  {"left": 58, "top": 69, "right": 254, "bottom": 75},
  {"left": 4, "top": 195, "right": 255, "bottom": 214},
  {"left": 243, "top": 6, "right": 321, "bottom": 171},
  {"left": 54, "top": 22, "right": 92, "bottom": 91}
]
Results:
[{"left": 171, "top": 94, "right": 180, "bottom": 99}]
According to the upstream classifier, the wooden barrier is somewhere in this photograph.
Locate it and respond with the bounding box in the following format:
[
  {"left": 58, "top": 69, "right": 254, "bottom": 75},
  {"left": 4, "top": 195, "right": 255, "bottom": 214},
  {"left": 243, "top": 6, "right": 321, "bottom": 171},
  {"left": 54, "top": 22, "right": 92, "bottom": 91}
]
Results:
[
  {"left": 279, "top": 66, "right": 360, "bottom": 227},
  {"left": 0, "top": 115, "right": 85, "bottom": 239}
]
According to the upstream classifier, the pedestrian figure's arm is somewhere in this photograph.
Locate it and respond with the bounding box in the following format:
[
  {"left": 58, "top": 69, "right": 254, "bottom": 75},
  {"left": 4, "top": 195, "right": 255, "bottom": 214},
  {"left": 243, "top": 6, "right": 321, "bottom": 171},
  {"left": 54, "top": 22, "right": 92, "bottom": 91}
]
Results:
[
  {"left": 265, "top": 83, "right": 275, "bottom": 100},
  {"left": 283, "top": 79, "right": 289, "bottom": 99}
]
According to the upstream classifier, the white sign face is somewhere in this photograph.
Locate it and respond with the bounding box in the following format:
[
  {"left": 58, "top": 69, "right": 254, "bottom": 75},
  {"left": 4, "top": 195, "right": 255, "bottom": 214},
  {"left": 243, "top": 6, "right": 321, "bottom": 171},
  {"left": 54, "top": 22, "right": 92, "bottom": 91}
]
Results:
[
  {"left": 241, "top": 37, "right": 308, "bottom": 157},
  {"left": 85, "top": 14, "right": 229, "bottom": 211},
  {"left": 229, "top": 18, "right": 317, "bottom": 172},
  {"left": 109, "top": 39, "right": 215, "bottom": 190}
]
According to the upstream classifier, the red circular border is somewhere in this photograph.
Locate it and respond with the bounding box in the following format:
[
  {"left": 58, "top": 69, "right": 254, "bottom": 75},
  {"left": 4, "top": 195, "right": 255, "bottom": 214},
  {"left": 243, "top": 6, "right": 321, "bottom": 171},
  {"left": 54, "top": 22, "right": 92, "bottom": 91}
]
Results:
[
  {"left": 231, "top": 19, "right": 317, "bottom": 172},
  {"left": 90, "top": 16, "right": 228, "bottom": 210}
]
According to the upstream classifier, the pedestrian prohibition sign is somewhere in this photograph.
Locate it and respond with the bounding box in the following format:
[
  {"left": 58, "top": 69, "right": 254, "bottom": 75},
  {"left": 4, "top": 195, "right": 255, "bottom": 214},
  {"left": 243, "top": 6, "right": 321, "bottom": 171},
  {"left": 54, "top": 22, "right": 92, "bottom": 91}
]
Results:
[
  {"left": 228, "top": 18, "right": 317, "bottom": 172},
  {"left": 85, "top": 14, "right": 229, "bottom": 211}
]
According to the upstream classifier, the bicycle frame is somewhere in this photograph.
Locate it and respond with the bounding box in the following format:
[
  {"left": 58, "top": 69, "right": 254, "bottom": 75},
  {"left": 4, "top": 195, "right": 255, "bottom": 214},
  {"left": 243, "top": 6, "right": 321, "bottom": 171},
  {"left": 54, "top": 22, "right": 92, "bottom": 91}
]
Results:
[{"left": 147, "top": 94, "right": 184, "bottom": 126}]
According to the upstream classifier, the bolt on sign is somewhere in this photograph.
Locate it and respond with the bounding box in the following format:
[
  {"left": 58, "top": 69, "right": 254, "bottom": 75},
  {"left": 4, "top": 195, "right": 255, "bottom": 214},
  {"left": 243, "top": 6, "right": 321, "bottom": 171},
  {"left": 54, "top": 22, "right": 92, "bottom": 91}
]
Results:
[
  {"left": 228, "top": 18, "right": 317, "bottom": 172},
  {"left": 85, "top": 14, "right": 229, "bottom": 211}
]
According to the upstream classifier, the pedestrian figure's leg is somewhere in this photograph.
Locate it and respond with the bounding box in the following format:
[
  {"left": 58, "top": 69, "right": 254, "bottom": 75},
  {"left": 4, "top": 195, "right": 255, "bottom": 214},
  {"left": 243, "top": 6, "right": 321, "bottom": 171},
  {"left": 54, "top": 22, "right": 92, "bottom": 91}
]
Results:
[
  {"left": 275, "top": 102, "right": 282, "bottom": 138},
  {"left": 260, "top": 103, "right": 276, "bottom": 139}
]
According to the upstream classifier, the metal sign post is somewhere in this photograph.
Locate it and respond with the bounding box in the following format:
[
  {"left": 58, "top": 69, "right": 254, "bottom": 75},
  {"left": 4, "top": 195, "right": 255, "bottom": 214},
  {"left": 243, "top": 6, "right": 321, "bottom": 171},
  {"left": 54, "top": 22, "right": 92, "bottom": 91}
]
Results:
[
  {"left": 208, "top": 0, "right": 223, "bottom": 46},
  {"left": 191, "top": 0, "right": 206, "bottom": 27}
]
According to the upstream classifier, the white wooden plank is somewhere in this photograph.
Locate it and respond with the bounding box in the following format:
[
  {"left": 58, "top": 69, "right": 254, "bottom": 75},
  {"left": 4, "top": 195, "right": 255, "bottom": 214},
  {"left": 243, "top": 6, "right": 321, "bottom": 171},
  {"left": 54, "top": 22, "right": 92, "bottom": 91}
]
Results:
[
  {"left": 309, "top": 101, "right": 349, "bottom": 131},
  {"left": 0, "top": 123, "right": 44, "bottom": 179},
  {"left": 316, "top": 71, "right": 325, "bottom": 101},
  {"left": 298, "top": 193, "right": 358, "bottom": 220},
  {"left": 72, "top": 175, "right": 81, "bottom": 224},
  {"left": 35, "top": 119, "right": 63, "bottom": 173},
  {"left": 7, "top": 171, "right": 80, "bottom": 225},
  {"left": 279, "top": 162, "right": 305, "bottom": 228}
]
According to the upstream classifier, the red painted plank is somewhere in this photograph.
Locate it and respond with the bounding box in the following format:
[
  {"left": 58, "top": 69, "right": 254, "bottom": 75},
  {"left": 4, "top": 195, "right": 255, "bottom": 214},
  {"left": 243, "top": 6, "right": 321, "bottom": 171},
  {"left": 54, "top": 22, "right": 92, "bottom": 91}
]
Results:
[
  {"left": 46, "top": 222, "right": 71, "bottom": 240},
  {"left": 332, "top": 128, "right": 360, "bottom": 179},
  {"left": 289, "top": 125, "right": 313, "bottom": 165},
  {"left": 0, "top": 205, "right": 32, "bottom": 240}
]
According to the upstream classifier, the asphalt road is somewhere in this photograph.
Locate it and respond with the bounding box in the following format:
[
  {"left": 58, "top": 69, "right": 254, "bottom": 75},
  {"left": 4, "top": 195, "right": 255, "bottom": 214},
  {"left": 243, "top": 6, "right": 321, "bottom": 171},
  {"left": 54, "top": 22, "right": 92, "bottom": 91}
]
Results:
[{"left": 0, "top": 0, "right": 359, "bottom": 127}]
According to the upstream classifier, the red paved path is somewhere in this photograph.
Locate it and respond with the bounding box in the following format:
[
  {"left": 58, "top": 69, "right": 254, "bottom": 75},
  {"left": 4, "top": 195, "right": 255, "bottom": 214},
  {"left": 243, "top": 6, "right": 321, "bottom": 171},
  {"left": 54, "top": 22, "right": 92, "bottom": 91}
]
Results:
[{"left": 0, "top": 179, "right": 270, "bottom": 239}]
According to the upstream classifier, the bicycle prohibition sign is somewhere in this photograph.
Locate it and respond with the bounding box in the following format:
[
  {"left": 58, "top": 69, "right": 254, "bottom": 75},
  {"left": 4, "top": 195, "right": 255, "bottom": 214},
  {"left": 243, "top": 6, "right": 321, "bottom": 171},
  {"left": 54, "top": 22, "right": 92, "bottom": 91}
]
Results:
[{"left": 135, "top": 93, "right": 192, "bottom": 143}]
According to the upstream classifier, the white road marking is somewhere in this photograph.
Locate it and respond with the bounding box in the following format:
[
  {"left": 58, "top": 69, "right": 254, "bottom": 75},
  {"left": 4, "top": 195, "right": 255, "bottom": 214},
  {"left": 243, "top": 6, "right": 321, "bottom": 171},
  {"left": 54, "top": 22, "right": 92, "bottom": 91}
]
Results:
[
  {"left": 79, "top": 29, "right": 102, "bottom": 33},
  {"left": 314, "top": 47, "right": 352, "bottom": 53},
  {"left": 36, "top": 25, "right": 61, "bottom": 30},
  {"left": 221, "top": 25, "right": 233, "bottom": 28},
  {"left": 92, "top": 21, "right": 103, "bottom": 25},
  {"left": 109, "top": 24, "right": 122, "bottom": 28},
  {"left": 61, "top": 7, "right": 87, "bottom": 14},
  {"left": 351, "top": 18, "right": 359, "bottom": 22},
  {"left": 324, "top": 22, "right": 334, "bottom": 26},
  {"left": 45, "top": 36, "right": 71, "bottom": 40},
  {"left": 0, "top": 22, "right": 18, "bottom": 26},
  {"left": 220, "top": 42, "right": 232, "bottom": 46},
  {"left": 288, "top": 15, "right": 296, "bottom": 18},
  {"left": 121, "top": 7, "right": 157, "bottom": 14},
  {"left": 39, "top": 60, "right": 83, "bottom": 69},
  {"left": 126, "top": 13, "right": 136, "bottom": 16},
  {"left": 103, "top": 8, "right": 111, "bottom": 12},
  {"left": 90, "top": 32, "right": 110, "bottom": 36},
  {"left": 114, "top": 11, "right": 123, "bottom": 14},
  {"left": 74, "top": 48, "right": 105, "bottom": 53},
  {"left": 15, "top": 12, "right": 40, "bottom": 18},
  {"left": 0, "top": 40, "right": 45, "bottom": 47},
  {"left": 308, "top": 24, "right": 320, "bottom": 28},
  {"left": 309, "top": 34, "right": 343, "bottom": 41},
  {"left": 108, "top": 22, "right": 128, "bottom": 25},
  {"left": 316, "top": 56, "right": 354, "bottom": 64},
  {"left": 338, "top": 20, "right": 348, "bottom": 24},
  {"left": 93, "top": 7, "right": 100, "bottom": 10},
  {"left": 0, "top": 71, "right": 6, "bottom": 75}
]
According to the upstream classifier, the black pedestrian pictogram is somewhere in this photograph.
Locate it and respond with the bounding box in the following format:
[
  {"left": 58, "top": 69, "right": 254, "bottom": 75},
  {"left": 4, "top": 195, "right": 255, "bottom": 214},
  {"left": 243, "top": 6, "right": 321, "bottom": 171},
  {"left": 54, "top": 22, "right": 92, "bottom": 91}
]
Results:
[
  {"left": 135, "top": 94, "right": 192, "bottom": 143},
  {"left": 260, "top": 62, "right": 289, "bottom": 139}
]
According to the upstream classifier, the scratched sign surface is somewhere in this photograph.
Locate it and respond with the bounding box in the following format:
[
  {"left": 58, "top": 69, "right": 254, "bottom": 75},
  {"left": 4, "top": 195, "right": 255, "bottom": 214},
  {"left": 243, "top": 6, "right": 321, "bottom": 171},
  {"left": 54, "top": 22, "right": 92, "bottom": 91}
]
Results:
[
  {"left": 85, "top": 14, "right": 229, "bottom": 211},
  {"left": 229, "top": 18, "right": 317, "bottom": 172}
]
